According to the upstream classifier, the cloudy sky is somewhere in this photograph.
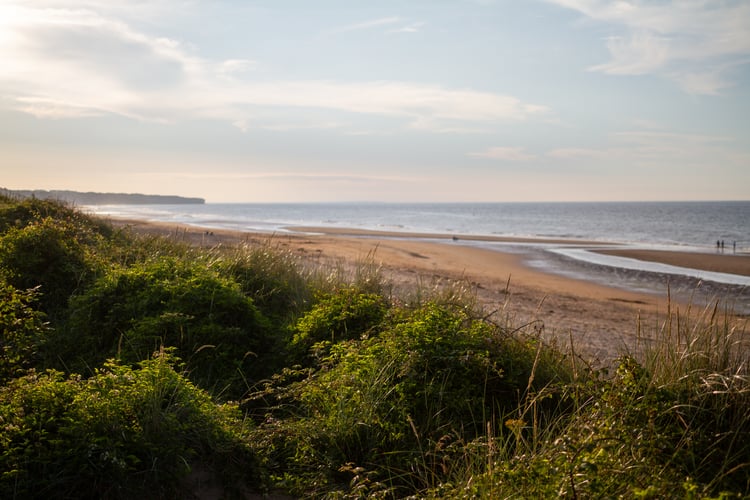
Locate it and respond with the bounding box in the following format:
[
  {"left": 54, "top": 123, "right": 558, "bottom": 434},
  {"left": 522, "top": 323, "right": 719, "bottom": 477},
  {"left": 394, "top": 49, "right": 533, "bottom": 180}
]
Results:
[{"left": 1, "top": 0, "right": 748, "bottom": 202}]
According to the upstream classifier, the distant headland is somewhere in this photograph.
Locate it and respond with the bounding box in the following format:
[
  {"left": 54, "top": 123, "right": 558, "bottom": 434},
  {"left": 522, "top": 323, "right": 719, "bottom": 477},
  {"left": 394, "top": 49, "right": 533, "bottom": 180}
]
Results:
[{"left": 1, "top": 188, "right": 205, "bottom": 205}]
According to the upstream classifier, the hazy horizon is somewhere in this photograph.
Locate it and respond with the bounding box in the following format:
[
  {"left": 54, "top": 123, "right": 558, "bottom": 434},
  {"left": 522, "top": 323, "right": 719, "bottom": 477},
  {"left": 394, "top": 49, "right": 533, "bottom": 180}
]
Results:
[
  {"left": 2, "top": 1, "right": 749, "bottom": 203},
  {"left": 6, "top": 187, "right": 749, "bottom": 206}
]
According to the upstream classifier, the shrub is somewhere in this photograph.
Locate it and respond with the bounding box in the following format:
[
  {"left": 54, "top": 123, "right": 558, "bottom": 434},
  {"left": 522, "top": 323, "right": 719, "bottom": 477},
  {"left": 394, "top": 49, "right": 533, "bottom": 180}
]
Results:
[
  {"left": 250, "top": 302, "right": 567, "bottom": 497},
  {"left": 0, "top": 283, "right": 48, "bottom": 383},
  {"left": 0, "top": 217, "right": 96, "bottom": 317},
  {"left": 290, "top": 287, "right": 388, "bottom": 362},
  {"left": 0, "top": 196, "right": 114, "bottom": 238},
  {"left": 0, "top": 353, "right": 261, "bottom": 499},
  {"left": 65, "top": 256, "right": 275, "bottom": 398},
  {"left": 0, "top": 197, "right": 72, "bottom": 232}
]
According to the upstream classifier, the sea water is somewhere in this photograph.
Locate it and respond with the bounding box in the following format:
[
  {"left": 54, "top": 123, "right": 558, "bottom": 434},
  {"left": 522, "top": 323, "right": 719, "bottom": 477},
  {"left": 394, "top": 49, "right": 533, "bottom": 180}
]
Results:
[
  {"left": 87, "top": 201, "right": 750, "bottom": 250},
  {"left": 86, "top": 201, "right": 750, "bottom": 307}
]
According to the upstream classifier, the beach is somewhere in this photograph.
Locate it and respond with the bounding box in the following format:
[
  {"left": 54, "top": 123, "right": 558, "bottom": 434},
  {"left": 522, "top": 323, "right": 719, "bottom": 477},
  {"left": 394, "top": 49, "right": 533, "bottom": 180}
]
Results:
[{"left": 110, "top": 218, "right": 750, "bottom": 362}]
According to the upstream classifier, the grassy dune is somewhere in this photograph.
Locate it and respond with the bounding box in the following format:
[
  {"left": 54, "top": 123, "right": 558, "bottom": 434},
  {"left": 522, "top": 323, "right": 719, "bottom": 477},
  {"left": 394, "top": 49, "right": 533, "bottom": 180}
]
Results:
[{"left": 0, "top": 195, "right": 748, "bottom": 498}]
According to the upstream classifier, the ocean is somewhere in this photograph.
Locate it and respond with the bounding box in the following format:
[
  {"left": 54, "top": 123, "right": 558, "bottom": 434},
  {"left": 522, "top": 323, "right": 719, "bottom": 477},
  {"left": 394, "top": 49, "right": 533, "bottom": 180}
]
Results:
[
  {"left": 86, "top": 201, "right": 750, "bottom": 308},
  {"left": 86, "top": 201, "right": 749, "bottom": 249}
]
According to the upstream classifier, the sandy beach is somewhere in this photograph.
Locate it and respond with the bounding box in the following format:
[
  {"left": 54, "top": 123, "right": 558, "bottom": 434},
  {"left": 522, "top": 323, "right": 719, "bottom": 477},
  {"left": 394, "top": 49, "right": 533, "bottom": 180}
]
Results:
[{"left": 109, "top": 218, "right": 749, "bottom": 362}]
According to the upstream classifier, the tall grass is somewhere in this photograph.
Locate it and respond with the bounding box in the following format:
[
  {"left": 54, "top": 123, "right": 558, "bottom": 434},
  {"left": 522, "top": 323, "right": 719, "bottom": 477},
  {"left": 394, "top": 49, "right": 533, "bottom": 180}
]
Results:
[
  {"left": 635, "top": 296, "right": 750, "bottom": 493},
  {"left": 211, "top": 239, "right": 315, "bottom": 322},
  {"left": 428, "top": 296, "right": 749, "bottom": 499},
  {"left": 637, "top": 293, "right": 748, "bottom": 384}
]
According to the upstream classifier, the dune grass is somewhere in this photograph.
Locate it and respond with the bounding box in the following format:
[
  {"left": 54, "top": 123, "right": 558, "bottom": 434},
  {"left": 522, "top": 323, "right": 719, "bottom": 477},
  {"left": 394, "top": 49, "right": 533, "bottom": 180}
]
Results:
[{"left": 0, "top": 194, "right": 748, "bottom": 498}]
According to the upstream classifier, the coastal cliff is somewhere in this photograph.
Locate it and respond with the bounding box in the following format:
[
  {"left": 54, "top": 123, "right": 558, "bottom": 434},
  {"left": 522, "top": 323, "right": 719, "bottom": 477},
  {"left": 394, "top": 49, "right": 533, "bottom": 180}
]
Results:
[{"left": 0, "top": 188, "right": 205, "bottom": 205}]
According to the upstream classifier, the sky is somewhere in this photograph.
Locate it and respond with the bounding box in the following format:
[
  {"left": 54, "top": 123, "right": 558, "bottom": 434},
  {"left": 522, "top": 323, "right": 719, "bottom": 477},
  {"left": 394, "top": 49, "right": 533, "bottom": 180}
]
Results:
[{"left": 1, "top": 0, "right": 749, "bottom": 203}]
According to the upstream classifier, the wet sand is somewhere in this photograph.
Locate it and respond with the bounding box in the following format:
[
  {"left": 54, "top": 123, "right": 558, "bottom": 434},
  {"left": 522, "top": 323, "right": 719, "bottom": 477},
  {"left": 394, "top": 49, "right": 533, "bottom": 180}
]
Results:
[
  {"left": 289, "top": 226, "right": 750, "bottom": 277},
  {"left": 108, "top": 218, "right": 748, "bottom": 363},
  {"left": 595, "top": 248, "right": 750, "bottom": 277}
]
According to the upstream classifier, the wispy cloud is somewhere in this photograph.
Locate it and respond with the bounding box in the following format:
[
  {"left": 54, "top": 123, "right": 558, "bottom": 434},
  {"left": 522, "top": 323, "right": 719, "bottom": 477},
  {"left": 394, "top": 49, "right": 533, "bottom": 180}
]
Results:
[
  {"left": 546, "top": 0, "right": 750, "bottom": 94},
  {"left": 259, "top": 121, "right": 346, "bottom": 132},
  {"left": 218, "top": 59, "right": 257, "bottom": 78},
  {"left": 591, "top": 32, "right": 670, "bottom": 75},
  {"left": 0, "top": 3, "right": 546, "bottom": 131},
  {"left": 388, "top": 22, "right": 426, "bottom": 34},
  {"left": 468, "top": 147, "right": 536, "bottom": 161},
  {"left": 331, "top": 16, "right": 404, "bottom": 33},
  {"left": 546, "top": 148, "right": 607, "bottom": 160},
  {"left": 141, "top": 171, "right": 420, "bottom": 185},
  {"left": 474, "top": 129, "right": 736, "bottom": 168},
  {"left": 546, "top": 129, "right": 736, "bottom": 170},
  {"left": 610, "top": 130, "right": 732, "bottom": 162},
  {"left": 330, "top": 16, "right": 425, "bottom": 35},
  {"left": 13, "top": 96, "right": 104, "bottom": 119}
]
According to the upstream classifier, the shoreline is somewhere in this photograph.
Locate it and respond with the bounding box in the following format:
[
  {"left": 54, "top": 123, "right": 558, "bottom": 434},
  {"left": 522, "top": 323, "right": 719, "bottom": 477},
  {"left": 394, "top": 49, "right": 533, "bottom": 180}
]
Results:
[
  {"left": 285, "top": 225, "right": 750, "bottom": 278},
  {"left": 283, "top": 225, "right": 611, "bottom": 246},
  {"left": 594, "top": 248, "right": 750, "bottom": 277},
  {"left": 107, "top": 217, "right": 749, "bottom": 362}
]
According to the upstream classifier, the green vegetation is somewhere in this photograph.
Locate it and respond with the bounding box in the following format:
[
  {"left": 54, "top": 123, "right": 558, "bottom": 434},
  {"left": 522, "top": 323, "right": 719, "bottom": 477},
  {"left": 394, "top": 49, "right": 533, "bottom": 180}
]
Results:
[
  {"left": 65, "top": 256, "right": 276, "bottom": 399},
  {"left": 0, "top": 194, "right": 748, "bottom": 498},
  {"left": 0, "top": 353, "right": 258, "bottom": 499}
]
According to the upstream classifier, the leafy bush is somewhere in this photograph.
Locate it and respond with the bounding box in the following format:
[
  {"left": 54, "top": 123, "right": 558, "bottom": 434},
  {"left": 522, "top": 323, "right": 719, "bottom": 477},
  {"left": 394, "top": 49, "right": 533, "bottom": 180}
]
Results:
[
  {"left": 250, "top": 302, "right": 567, "bottom": 497},
  {"left": 290, "top": 287, "right": 388, "bottom": 362},
  {"left": 0, "top": 353, "right": 261, "bottom": 499},
  {"left": 0, "top": 283, "right": 48, "bottom": 383},
  {"left": 65, "top": 256, "right": 275, "bottom": 398},
  {"left": 0, "top": 217, "right": 97, "bottom": 316},
  {"left": 1, "top": 197, "right": 75, "bottom": 231}
]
